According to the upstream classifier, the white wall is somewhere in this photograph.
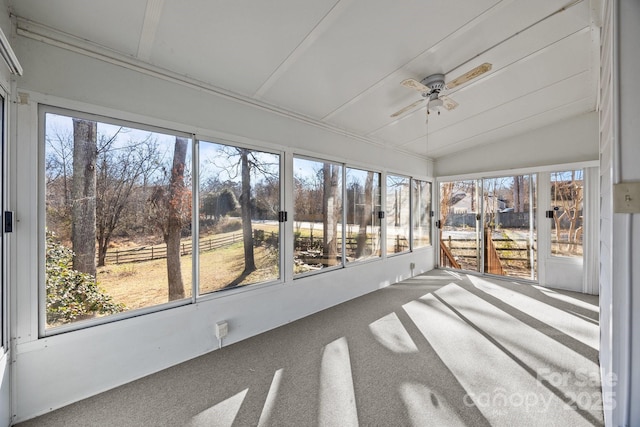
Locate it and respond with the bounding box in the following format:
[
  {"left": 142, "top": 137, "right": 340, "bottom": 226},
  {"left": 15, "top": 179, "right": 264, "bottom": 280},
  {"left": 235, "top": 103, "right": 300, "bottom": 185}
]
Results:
[
  {"left": 599, "top": 1, "right": 640, "bottom": 426},
  {"left": 0, "top": 2, "right": 16, "bottom": 426},
  {"left": 435, "top": 112, "right": 599, "bottom": 177},
  {"left": 10, "top": 35, "right": 435, "bottom": 422}
]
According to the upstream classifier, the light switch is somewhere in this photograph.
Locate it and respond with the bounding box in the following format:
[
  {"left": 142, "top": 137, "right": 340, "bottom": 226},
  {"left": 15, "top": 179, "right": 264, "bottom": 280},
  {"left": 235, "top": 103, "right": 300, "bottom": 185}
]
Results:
[{"left": 613, "top": 182, "right": 640, "bottom": 213}]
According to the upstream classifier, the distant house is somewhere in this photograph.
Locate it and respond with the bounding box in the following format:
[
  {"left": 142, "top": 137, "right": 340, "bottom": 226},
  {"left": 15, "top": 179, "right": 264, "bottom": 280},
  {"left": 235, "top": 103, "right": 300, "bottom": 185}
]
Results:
[{"left": 447, "top": 192, "right": 507, "bottom": 214}]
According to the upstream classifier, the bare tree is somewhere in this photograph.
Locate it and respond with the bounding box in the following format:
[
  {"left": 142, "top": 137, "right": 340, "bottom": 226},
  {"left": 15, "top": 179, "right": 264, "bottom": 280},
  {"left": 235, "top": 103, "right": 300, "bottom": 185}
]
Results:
[
  {"left": 322, "top": 163, "right": 341, "bottom": 266},
  {"left": 439, "top": 182, "right": 455, "bottom": 239},
  {"left": 148, "top": 137, "right": 191, "bottom": 300},
  {"left": 355, "top": 171, "right": 375, "bottom": 257},
  {"left": 45, "top": 127, "right": 76, "bottom": 240},
  {"left": 552, "top": 171, "right": 583, "bottom": 254},
  {"left": 207, "top": 146, "right": 278, "bottom": 280},
  {"left": 166, "top": 137, "right": 189, "bottom": 300},
  {"left": 512, "top": 175, "right": 526, "bottom": 212},
  {"left": 45, "top": 126, "right": 74, "bottom": 204},
  {"left": 71, "top": 119, "right": 97, "bottom": 276},
  {"left": 239, "top": 149, "right": 256, "bottom": 274},
  {"left": 95, "top": 132, "right": 160, "bottom": 266}
]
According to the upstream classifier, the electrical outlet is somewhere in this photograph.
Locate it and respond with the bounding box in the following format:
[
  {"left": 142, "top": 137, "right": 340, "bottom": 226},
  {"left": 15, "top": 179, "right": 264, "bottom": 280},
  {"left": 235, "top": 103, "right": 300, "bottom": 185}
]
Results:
[{"left": 215, "top": 321, "right": 228, "bottom": 339}]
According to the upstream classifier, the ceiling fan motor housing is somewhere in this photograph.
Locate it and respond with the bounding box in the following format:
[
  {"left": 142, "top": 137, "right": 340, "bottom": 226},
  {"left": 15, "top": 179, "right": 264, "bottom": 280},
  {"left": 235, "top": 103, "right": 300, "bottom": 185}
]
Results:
[{"left": 420, "top": 73, "right": 445, "bottom": 94}]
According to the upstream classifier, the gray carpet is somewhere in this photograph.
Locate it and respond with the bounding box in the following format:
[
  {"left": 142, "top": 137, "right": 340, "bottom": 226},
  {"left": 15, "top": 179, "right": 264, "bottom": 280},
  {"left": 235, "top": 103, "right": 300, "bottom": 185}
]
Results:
[{"left": 17, "top": 270, "right": 603, "bottom": 426}]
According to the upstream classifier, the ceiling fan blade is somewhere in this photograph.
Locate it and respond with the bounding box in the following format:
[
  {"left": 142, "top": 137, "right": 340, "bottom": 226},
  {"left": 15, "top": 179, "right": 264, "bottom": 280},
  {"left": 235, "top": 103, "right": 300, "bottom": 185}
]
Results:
[
  {"left": 445, "top": 62, "right": 492, "bottom": 90},
  {"left": 390, "top": 98, "right": 425, "bottom": 118},
  {"left": 440, "top": 95, "right": 458, "bottom": 111},
  {"left": 401, "top": 78, "right": 430, "bottom": 93}
]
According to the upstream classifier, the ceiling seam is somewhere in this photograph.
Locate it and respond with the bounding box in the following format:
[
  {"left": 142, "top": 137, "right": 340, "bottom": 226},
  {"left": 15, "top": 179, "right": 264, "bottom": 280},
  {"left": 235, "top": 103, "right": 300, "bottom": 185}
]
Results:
[
  {"left": 401, "top": 68, "right": 593, "bottom": 146},
  {"left": 368, "top": 26, "right": 592, "bottom": 138},
  {"left": 15, "top": 16, "right": 394, "bottom": 153},
  {"left": 324, "top": 0, "right": 586, "bottom": 128},
  {"left": 319, "top": 0, "right": 512, "bottom": 122},
  {"left": 137, "top": 0, "right": 165, "bottom": 61},
  {"left": 420, "top": 96, "right": 594, "bottom": 158},
  {"left": 252, "top": 0, "right": 352, "bottom": 99}
]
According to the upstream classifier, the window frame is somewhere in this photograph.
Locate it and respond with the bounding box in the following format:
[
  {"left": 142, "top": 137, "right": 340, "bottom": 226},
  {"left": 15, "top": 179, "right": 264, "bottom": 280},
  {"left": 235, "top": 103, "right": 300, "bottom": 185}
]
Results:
[
  {"left": 38, "top": 101, "right": 439, "bottom": 335},
  {"left": 292, "top": 154, "right": 345, "bottom": 279},
  {"left": 343, "top": 166, "right": 382, "bottom": 265},
  {"left": 385, "top": 173, "right": 412, "bottom": 256},
  {"left": 411, "top": 178, "right": 433, "bottom": 250},
  {"left": 39, "top": 105, "right": 293, "bottom": 336},
  {"left": 0, "top": 91, "right": 6, "bottom": 350},
  {"left": 39, "top": 105, "right": 196, "bottom": 336},
  {"left": 548, "top": 169, "right": 584, "bottom": 260},
  {"left": 194, "top": 137, "right": 284, "bottom": 298}
]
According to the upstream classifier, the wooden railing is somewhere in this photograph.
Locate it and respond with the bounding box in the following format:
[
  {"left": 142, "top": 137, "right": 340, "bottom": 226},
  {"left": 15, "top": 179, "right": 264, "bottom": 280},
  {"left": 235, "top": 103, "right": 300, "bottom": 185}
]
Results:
[
  {"left": 440, "top": 239, "right": 461, "bottom": 269},
  {"left": 483, "top": 227, "right": 505, "bottom": 275}
]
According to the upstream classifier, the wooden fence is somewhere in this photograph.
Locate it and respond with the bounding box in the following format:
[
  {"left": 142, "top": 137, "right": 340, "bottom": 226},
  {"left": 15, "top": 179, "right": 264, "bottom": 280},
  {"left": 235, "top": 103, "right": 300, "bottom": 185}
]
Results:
[
  {"left": 294, "top": 235, "right": 376, "bottom": 253},
  {"left": 440, "top": 234, "right": 533, "bottom": 274},
  {"left": 102, "top": 232, "right": 278, "bottom": 265}
]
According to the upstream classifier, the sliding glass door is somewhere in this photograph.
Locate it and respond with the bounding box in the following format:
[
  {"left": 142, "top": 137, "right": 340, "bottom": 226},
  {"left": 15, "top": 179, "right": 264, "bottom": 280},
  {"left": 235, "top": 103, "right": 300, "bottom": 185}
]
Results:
[
  {"left": 439, "top": 179, "right": 481, "bottom": 272},
  {"left": 482, "top": 175, "right": 536, "bottom": 280},
  {"left": 438, "top": 175, "right": 537, "bottom": 281}
]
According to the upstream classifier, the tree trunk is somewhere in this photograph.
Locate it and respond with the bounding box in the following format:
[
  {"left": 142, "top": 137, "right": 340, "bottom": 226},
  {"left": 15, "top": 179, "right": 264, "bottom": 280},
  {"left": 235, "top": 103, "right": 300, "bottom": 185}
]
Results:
[
  {"left": 240, "top": 149, "right": 256, "bottom": 274},
  {"left": 97, "top": 226, "right": 110, "bottom": 267},
  {"left": 165, "top": 137, "right": 188, "bottom": 301},
  {"left": 322, "top": 164, "right": 339, "bottom": 266},
  {"left": 71, "top": 119, "right": 97, "bottom": 276},
  {"left": 439, "top": 182, "right": 453, "bottom": 242},
  {"left": 355, "top": 172, "right": 374, "bottom": 257},
  {"left": 513, "top": 176, "right": 521, "bottom": 213}
]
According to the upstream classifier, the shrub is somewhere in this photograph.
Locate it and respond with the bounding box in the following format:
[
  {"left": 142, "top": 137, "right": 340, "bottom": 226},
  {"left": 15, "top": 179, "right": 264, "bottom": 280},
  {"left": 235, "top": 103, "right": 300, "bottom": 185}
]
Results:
[
  {"left": 46, "top": 231, "right": 125, "bottom": 325},
  {"left": 216, "top": 218, "right": 242, "bottom": 233}
]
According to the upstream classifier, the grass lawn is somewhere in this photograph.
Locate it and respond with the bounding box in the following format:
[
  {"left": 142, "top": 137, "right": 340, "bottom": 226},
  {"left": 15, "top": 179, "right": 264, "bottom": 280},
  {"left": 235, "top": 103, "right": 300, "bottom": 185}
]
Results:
[{"left": 98, "top": 243, "right": 279, "bottom": 311}]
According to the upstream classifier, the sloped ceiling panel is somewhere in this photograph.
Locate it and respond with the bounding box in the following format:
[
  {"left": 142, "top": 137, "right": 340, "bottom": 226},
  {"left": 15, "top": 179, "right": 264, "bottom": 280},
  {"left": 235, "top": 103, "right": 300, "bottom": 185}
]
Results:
[{"left": 9, "top": 0, "right": 598, "bottom": 160}]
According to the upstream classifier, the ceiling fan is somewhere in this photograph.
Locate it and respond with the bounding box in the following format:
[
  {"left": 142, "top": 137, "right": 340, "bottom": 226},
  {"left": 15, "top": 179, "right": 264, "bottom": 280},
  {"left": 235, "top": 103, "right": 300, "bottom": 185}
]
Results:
[{"left": 391, "top": 62, "right": 492, "bottom": 118}]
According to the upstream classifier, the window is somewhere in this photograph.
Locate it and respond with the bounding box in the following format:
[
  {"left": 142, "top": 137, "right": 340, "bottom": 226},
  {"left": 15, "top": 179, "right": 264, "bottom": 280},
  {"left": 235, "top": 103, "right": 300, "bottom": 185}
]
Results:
[
  {"left": 0, "top": 94, "right": 4, "bottom": 346},
  {"left": 386, "top": 175, "right": 410, "bottom": 254},
  {"left": 411, "top": 179, "right": 432, "bottom": 249},
  {"left": 550, "top": 169, "right": 583, "bottom": 258},
  {"left": 44, "top": 110, "right": 193, "bottom": 330},
  {"left": 345, "top": 168, "right": 381, "bottom": 262},
  {"left": 198, "top": 141, "right": 280, "bottom": 293},
  {"left": 293, "top": 157, "right": 343, "bottom": 275}
]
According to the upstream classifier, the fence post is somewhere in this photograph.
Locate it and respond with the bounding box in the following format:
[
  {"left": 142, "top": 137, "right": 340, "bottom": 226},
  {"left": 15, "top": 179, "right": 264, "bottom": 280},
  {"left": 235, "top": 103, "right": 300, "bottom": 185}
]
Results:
[
  {"left": 151, "top": 246, "right": 154, "bottom": 260},
  {"left": 116, "top": 250, "right": 119, "bottom": 264}
]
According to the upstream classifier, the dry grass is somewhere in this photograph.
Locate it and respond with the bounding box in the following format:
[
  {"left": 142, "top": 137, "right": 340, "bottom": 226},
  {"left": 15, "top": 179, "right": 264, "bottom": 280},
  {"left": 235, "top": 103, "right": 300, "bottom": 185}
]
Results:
[{"left": 98, "top": 243, "right": 279, "bottom": 311}]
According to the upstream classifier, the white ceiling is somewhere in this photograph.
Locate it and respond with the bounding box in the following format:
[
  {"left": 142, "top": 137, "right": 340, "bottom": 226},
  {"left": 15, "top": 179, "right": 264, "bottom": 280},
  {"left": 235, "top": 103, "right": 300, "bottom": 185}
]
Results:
[{"left": 10, "top": 0, "right": 599, "bottom": 159}]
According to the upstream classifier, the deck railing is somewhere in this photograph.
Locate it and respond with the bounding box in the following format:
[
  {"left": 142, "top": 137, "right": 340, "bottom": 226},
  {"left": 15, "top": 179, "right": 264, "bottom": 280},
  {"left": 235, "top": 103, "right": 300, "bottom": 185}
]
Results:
[{"left": 483, "top": 227, "right": 505, "bottom": 275}]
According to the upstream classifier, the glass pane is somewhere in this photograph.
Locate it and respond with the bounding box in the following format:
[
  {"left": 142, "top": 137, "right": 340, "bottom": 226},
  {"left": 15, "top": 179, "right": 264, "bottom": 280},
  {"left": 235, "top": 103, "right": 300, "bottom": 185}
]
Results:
[
  {"left": 550, "top": 170, "right": 583, "bottom": 258},
  {"left": 439, "top": 180, "right": 480, "bottom": 271},
  {"left": 412, "top": 179, "right": 432, "bottom": 249},
  {"left": 293, "top": 157, "right": 343, "bottom": 274},
  {"left": 198, "top": 141, "right": 280, "bottom": 293},
  {"left": 386, "top": 175, "right": 410, "bottom": 254},
  {"left": 345, "top": 168, "right": 381, "bottom": 263},
  {"left": 44, "top": 112, "right": 193, "bottom": 329},
  {"left": 482, "top": 175, "right": 537, "bottom": 280},
  {"left": 0, "top": 95, "right": 3, "bottom": 345}
]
